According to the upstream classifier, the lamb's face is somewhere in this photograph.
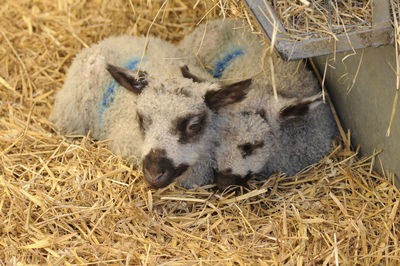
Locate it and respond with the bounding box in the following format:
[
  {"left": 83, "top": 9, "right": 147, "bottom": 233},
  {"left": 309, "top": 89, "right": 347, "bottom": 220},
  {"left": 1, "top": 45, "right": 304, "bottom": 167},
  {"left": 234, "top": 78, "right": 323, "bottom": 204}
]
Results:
[
  {"left": 214, "top": 111, "right": 272, "bottom": 190},
  {"left": 214, "top": 94, "right": 324, "bottom": 190},
  {"left": 135, "top": 78, "right": 219, "bottom": 188},
  {"left": 106, "top": 64, "right": 252, "bottom": 188}
]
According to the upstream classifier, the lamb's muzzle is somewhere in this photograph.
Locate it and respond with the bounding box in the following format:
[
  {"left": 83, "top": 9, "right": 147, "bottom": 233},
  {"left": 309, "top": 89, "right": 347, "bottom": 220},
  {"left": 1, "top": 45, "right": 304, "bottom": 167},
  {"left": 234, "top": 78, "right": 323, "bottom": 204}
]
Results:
[
  {"left": 214, "top": 168, "right": 252, "bottom": 191},
  {"left": 142, "top": 149, "right": 189, "bottom": 188}
]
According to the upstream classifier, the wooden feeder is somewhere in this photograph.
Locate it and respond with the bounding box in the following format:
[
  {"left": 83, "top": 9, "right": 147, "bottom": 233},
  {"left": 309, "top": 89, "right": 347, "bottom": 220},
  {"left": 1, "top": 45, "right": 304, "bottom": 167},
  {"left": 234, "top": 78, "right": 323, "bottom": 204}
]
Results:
[{"left": 244, "top": 0, "right": 393, "bottom": 60}]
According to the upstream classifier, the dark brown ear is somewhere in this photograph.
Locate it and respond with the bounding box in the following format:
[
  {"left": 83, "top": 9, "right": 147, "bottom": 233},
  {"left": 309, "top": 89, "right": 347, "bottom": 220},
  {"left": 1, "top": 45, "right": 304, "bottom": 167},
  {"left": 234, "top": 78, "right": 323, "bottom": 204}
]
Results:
[
  {"left": 279, "top": 94, "right": 322, "bottom": 119},
  {"left": 106, "top": 63, "right": 148, "bottom": 94},
  {"left": 180, "top": 65, "right": 203, "bottom": 83},
  {"left": 205, "top": 79, "right": 252, "bottom": 111}
]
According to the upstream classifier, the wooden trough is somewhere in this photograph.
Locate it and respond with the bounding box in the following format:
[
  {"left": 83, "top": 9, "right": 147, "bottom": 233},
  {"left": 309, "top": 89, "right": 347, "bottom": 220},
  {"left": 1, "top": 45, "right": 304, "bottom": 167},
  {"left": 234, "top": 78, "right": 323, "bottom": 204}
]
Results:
[{"left": 244, "top": 0, "right": 393, "bottom": 60}]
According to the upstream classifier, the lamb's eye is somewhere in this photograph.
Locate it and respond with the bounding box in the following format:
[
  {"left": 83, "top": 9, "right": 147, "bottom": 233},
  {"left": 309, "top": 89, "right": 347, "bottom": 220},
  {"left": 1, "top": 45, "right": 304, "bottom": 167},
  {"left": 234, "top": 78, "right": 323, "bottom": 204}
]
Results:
[
  {"left": 186, "top": 118, "right": 202, "bottom": 136},
  {"left": 176, "top": 112, "right": 207, "bottom": 144},
  {"left": 238, "top": 140, "right": 264, "bottom": 158},
  {"left": 241, "top": 143, "right": 252, "bottom": 155}
]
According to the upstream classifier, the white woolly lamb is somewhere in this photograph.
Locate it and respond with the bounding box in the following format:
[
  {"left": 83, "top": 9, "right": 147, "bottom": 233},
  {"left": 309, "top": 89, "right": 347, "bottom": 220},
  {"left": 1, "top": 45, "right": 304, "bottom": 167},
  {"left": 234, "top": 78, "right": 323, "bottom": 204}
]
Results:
[
  {"left": 51, "top": 35, "right": 195, "bottom": 160},
  {"left": 213, "top": 90, "right": 338, "bottom": 190},
  {"left": 179, "top": 18, "right": 337, "bottom": 190}
]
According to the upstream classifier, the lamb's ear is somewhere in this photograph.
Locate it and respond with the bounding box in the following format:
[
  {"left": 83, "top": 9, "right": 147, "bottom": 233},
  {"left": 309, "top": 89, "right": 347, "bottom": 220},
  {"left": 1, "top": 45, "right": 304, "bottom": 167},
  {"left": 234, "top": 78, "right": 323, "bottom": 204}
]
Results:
[
  {"left": 180, "top": 65, "right": 203, "bottom": 83},
  {"left": 106, "top": 63, "right": 148, "bottom": 94},
  {"left": 205, "top": 79, "right": 252, "bottom": 111},
  {"left": 279, "top": 93, "right": 323, "bottom": 120}
]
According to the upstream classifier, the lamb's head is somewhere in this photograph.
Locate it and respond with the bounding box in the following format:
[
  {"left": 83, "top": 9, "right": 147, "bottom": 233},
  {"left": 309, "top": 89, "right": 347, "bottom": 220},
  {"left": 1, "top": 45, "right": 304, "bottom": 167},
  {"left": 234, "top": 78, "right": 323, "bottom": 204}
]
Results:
[
  {"left": 214, "top": 94, "right": 323, "bottom": 191},
  {"left": 107, "top": 64, "right": 252, "bottom": 188}
]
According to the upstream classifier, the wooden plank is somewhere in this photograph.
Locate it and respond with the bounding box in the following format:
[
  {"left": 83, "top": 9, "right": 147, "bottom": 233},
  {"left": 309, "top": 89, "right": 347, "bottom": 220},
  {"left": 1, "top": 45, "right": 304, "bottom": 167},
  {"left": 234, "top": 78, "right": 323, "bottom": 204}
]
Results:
[
  {"left": 279, "top": 27, "right": 393, "bottom": 60},
  {"left": 372, "top": 0, "right": 391, "bottom": 29}
]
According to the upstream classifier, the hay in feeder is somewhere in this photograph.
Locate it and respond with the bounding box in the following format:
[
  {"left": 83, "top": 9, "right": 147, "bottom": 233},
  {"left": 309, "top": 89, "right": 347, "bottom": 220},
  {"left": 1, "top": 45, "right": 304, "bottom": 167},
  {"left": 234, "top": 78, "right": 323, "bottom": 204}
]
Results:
[
  {"left": 267, "top": 0, "right": 373, "bottom": 39},
  {"left": 226, "top": 0, "right": 374, "bottom": 40},
  {"left": 0, "top": 0, "right": 399, "bottom": 264}
]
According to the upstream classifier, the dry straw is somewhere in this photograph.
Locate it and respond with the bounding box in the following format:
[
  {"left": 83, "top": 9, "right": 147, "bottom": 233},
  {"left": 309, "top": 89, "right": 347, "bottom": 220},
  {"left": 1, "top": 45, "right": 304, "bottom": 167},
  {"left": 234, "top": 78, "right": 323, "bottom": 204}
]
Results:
[
  {"left": 0, "top": 0, "right": 399, "bottom": 264},
  {"left": 267, "top": 0, "right": 372, "bottom": 40}
]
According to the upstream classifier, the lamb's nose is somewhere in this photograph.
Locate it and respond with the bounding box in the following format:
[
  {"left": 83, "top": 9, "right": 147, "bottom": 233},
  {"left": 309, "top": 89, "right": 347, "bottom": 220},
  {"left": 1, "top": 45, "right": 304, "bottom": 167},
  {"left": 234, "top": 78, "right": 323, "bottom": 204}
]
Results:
[
  {"left": 154, "top": 172, "right": 166, "bottom": 182},
  {"left": 145, "top": 169, "right": 170, "bottom": 188},
  {"left": 142, "top": 149, "right": 174, "bottom": 188},
  {"left": 214, "top": 168, "right": 249, "bottom": 191},
  {"left": 142, "top": 149, "right": 189, "bottom": 188}
]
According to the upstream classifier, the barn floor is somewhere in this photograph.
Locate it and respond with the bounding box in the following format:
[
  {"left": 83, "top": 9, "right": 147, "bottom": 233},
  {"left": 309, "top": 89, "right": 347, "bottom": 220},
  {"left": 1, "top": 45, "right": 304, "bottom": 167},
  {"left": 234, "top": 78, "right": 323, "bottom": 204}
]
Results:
[{"left": 1, "top": 0, "right": 399, "bottom": 264}]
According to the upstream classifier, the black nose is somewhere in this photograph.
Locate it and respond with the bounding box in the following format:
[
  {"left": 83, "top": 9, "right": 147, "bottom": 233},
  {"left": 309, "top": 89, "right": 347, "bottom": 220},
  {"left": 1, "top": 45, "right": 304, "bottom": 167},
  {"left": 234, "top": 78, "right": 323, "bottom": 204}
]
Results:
[
  {"left": 142, "top": 149, "right": 188, "bottom": 188},
  {"left": 214, "top": 168, "right": 250, "bottom": 191}
]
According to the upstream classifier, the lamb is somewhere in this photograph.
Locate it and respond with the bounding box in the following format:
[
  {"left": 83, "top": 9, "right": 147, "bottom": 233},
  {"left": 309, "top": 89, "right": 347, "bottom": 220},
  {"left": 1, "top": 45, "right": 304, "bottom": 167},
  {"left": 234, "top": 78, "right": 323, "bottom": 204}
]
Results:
[
  {"left": 51, "top": 34, "right": 253, "bottom": 188},
  {"left": 178, "top": 18, "right": 319, "bottom": 98},
  {"left": 179, "top": 18, "right": 337, "bottom": 190},
  {"left": 51, "top": 35, "right": 207, "bottom": 161},
  {"left": 213, "top": 88, "right": 338, "bottom": 190}
]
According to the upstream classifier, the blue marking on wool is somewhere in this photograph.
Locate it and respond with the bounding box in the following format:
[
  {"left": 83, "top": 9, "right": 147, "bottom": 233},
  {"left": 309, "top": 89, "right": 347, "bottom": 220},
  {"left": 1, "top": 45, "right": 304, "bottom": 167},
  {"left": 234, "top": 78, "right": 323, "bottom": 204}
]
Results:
[
  {"left": 212, "top": 48, "right": 244, "bottom": 78},
  {"left": 98, "top": 58, "right": 141, "bottom": 124},
  {"left": 126, "top": 59, "right": 140, "bottom": 70}
]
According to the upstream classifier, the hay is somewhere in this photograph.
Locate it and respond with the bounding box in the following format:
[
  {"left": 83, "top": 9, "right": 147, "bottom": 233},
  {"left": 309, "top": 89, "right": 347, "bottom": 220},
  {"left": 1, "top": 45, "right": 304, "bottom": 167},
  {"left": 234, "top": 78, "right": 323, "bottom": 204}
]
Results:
[
  {"left": 267, "top": 0, "right": 372, "bottom": 39},
  {"left": 217, "top": 1, "right": 373, "bottom": 40},
  {"left": 1, "top": 0, "right": 399, "bottom": 264}
]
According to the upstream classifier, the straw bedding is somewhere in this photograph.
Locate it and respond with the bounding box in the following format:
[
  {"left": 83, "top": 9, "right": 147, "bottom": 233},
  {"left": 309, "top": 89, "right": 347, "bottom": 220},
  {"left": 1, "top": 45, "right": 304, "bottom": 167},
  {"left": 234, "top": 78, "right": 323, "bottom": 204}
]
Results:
[{"left": 1, "top": 0, "right": 399, "bottom": 264}]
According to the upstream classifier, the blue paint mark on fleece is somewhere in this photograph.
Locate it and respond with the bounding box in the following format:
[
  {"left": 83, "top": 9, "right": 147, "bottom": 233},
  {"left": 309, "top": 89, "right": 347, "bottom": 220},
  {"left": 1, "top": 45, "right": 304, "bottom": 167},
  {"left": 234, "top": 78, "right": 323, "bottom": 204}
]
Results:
[
  {"left": 98, "top": 58, "right": 141, "bottom": 124},
  {"left": 212, "top": 48, "right": 244, "bottom": 78}
]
